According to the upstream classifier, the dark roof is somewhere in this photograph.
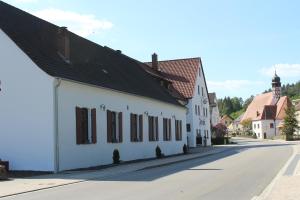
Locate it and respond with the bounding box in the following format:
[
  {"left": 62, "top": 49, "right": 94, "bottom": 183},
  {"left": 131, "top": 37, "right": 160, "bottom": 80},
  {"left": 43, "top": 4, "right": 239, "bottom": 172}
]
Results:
[
  {"left": 0, "top": 1, "right": 182, "bottom": 107},
  {"left": 260, "top": 105, "right": 277, "bottom": 120}
]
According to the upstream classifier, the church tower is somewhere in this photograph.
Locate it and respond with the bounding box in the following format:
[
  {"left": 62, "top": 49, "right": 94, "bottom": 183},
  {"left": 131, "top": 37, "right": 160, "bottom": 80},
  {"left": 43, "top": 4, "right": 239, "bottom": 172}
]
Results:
[{"left": 272, "top": 71, "right": 281, "bottom": 104}]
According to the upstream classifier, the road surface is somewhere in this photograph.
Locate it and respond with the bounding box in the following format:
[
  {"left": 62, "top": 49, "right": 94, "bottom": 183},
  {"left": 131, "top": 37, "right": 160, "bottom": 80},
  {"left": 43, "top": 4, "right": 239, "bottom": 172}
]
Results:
[{"left": 2, "top": 138, "right": 293, "bottom": 200}]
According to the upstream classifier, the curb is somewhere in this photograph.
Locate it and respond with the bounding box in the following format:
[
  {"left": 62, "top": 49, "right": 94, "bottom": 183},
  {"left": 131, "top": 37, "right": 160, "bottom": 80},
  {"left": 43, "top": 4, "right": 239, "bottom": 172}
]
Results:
[
  {"left": 0, "top": 146, "right": 232, "bottom": 199},
  {"left": 139, "top": 147, "right": 233, "bottom": 171},
  {"left": 251, "top": 144, "right": 298, "bottom": 200}
]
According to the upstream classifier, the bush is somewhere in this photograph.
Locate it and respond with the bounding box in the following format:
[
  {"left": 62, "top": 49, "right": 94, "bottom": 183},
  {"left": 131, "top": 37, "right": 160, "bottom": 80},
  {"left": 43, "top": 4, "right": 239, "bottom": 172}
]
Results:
[
  {"left": 156, "top": 146, "right": 162, "bottom": 158},
  {"left": 183, "top": 144, "right": 188, "bottom": 154},
  {"left": 212, "top": 137, "right": 230, "bottom": 145},
  {"left": 0, "top": 165, "right": 7, "bottom": 180},
  {"left": 112, "top": 149, "right": 120, "bottom": 164}
]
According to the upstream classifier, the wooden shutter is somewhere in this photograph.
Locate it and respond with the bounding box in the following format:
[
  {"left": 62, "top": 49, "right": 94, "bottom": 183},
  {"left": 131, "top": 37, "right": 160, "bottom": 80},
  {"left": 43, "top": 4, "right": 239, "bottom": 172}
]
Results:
[
  {"left": 91, "top": 108, "right": 97, "bottom": 144},
  {"left": 169, "top": 119, "right": 172, "bottom": 140},
  {"left": 139, "top": 115, "right": 143, "bottom": 142},
  {"left": 118, "top": 112, "right": 123, "bottom": 142},
  {"left": 76, "top": 107, "right": 82, "bottom": 144},
  {"left": 130, "top": 113, "right": 133, "bottom": 142},
  {"left": 148, "top": 116, "right": 153, "bottom": 141},
  {"left": 155, "top": 117, "right": 159, "bottom": 141},
  {"left": 107, "top": 110, "right": 112, "bottom": 143},
  {"left": 82, "top": 108, "right": 89, "bottom": 143}
]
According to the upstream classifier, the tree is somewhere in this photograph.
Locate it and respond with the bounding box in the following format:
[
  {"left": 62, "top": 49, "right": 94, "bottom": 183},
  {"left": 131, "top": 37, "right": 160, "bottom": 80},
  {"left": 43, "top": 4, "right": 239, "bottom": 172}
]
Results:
[
  {"left": 241, "top": 118, "right": 252, "bottom": 134},
  {"left": 243, "top": 96, "right": 254, "bottom": 111},
  {"left": 281, "top": 105, "right": 299, "bottom": 140},
  {"left": 212, "top": 123, "right": 228, "bottom": 138}
]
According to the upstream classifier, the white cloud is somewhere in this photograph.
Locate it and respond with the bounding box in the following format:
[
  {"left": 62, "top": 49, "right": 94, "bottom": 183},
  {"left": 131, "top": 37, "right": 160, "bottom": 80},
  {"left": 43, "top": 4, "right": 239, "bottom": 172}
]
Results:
[
  {"left": 260, "top": 64, "right": 300, "bottom": 78},
  {"left": 14, "top": 0, "right": 38, "bottom": 3},
  {"left": 32, "top": 8, "right": 113, "bottom": 37},
  {"left": 207, "top": 80, "right": 264, "bottom": 91}
]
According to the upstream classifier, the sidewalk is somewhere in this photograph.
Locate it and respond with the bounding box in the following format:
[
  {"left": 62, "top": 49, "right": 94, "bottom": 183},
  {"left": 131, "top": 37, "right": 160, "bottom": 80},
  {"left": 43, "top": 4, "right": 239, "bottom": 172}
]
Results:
[
  {"left": 0, "top": 145, "right": 232, "bottom": 198},
  {"left": 256, "top": 141, "right": 300, "bottom": 200}
]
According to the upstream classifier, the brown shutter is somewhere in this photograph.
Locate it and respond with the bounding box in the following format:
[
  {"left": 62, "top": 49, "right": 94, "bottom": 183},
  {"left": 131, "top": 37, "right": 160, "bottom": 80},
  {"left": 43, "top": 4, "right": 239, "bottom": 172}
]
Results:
[
  {"left": 180, "top": 121, "right": 182, "bottom": 140},
  {"left": 169, "top": 119, "right": 172, "bottom": 140},
  {"left": 76, "top": 107, "right": 82, "bottom": 144},
  {"left": 91, "top": 108, "right": 97, "bottom": 144},
  {"left": 148, "top": 117, "right": 152, "bottom": 141},
  {"left": 130, "top": 113, "right": 133, "bottom": 142},
  {"left": 155, "top": 117, "right": 159, "bottom": 141},
  {"left": 139, "top": 115, "right": 143, "bottom": 142},
  {"left": 107, "top": 110, "right": 112, "bottom": 143},
  {"left": 118, "top": 112, "right": 123, "bottom": 142},
  {"left": 82, "top": 108, "right": 89, "bottom": 143}
]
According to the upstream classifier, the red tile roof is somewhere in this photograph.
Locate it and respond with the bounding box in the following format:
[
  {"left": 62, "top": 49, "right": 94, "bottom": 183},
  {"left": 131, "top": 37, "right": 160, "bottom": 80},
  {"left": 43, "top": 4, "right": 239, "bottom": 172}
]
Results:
[
  {"left": 145, "top": 58, "right": 200, "bottom": 99},
  {"left": 241, "top": 92, "right": 289, "bottom": 121}
]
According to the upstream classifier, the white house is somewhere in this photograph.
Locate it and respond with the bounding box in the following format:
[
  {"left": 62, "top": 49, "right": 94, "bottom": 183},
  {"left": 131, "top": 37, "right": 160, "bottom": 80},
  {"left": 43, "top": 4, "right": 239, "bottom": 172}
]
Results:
[
  {"left": 295, "top": 102, "right": 300, "bottom": 135},
  {"left": 142, "top": 55, "right": 211, "bottom": 147},
  {"left": 208, "top": 93, "right": 220, "bottom": 127},
  {"left": 0, "top": 2, "right": 187, "bottom": 172},
  {"left": 242, "top": 73, "right": 290, "bottom": 139}
]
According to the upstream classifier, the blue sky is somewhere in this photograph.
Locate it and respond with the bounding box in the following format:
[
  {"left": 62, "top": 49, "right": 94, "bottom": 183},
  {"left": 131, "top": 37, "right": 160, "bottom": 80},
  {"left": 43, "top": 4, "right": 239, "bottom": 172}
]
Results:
[{"left": 4, "top": 0, "right": 300, "bottom": 100}]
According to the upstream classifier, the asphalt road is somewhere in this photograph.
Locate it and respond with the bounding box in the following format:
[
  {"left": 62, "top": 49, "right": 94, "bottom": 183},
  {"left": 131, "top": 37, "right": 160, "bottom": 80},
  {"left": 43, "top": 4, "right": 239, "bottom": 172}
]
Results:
[{"left": 2, "top": 139, "right": 293, "bottom": 200}]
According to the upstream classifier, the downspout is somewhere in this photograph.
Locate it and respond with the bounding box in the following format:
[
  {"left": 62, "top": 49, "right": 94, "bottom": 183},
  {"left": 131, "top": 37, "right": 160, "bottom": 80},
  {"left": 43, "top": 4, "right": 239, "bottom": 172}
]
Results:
[{"left": 54, "top": 78, "right": 61, "bottom": 173}]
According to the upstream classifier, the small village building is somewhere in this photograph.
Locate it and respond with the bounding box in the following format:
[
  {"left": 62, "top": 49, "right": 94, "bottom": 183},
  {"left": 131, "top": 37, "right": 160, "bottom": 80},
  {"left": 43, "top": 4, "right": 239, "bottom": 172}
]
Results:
[
  {"left": 220, "top": 115, "right": 234, "bottom": 127},
  {"left": 241, "top": 73, "right": 290, "bottom": 139},
  {"left": 0, "top": 2, "right": 187, "bottom": 172},
  {"left": 142, "top": 56, "right": 211, "bottom": 147},
  {"left": 228, "top": 113, "right": 244, "bottom": 134},
  {"left": 208, "top": 93, "right": 221, "bottom": 127}
]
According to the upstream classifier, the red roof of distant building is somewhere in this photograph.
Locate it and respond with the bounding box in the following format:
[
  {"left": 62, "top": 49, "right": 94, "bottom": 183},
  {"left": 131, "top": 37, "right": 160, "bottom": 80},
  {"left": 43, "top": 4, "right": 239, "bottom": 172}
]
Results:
[{"left": 145, "top": 58, "right": 200, "bottom": 99}]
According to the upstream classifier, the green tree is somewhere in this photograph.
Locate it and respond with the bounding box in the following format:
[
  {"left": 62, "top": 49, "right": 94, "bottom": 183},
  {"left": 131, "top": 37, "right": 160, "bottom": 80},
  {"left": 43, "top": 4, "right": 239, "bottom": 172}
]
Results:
[
  {"left": 282, "top": 105, "right": 299, "bottom": 140},
  {"left": 243, "top": 95, "right": 254, "bottom": 110}
]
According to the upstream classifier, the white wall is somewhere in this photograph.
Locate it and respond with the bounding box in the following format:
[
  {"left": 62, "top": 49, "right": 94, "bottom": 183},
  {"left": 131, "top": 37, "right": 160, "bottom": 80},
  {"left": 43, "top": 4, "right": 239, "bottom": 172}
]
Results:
[
  {"left": 252, "top": 120, "right": 279, "bottom": 139},
  {"left": 211, "top": 105, "right": 220, "bottom": 127},
  {"left": 57, "top": 80, "right": 187, "bottom": 171},
  {"left": 186, "top": 65, "right": 211, "bottom": 147},
  {"left": 0, "top": 29, "right": 55, "bottom": 171},
  {"left": 295, "top": 111, "right": 300, "bottom": 135}
]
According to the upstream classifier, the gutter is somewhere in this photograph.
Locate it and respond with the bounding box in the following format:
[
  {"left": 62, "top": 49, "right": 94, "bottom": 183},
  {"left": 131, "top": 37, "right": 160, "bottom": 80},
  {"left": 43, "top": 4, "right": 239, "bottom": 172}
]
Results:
[{"left": 54, "top": 78, "right": 61, "bottom": 173}]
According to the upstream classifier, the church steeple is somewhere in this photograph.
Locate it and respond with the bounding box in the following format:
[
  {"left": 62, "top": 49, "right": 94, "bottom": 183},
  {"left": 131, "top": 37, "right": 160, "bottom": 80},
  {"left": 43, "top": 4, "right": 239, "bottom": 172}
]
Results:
[{"left": 272, "top": 71, "right": 281, "bottom": 104}]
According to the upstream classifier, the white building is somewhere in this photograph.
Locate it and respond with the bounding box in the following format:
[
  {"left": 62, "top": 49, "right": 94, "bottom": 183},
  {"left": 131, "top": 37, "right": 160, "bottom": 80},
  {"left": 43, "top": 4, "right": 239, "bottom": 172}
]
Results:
[
  {"left": 0, "top": 2, "right": 187, "bottom": 172},
  {"left": 143, "top": 55, "right": 211, "bottom": 147},
  {"left": 295, "top": 102, "right": 300, "bottom": 135},
  {"left": 208, "top": 93, "right": 221, "bottom": 127},
  {"left": 242, "top": 73, "right": 290, "bottom": 139}
]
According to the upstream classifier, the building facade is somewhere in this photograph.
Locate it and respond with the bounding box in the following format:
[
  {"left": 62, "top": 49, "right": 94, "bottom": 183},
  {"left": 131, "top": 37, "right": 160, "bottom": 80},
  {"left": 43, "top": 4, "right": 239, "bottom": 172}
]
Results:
[
  {"left": 143, "top": 56, "right": 212, "bottom": 147},
  {"left": 242, "top": 73, "right": 290, "bottom": 139},
  {"left": 0, "top": 2, "right": 187, "bottom": 172},
  {"left": 208, "top": 93, "right": 221, "bottom": 127}
]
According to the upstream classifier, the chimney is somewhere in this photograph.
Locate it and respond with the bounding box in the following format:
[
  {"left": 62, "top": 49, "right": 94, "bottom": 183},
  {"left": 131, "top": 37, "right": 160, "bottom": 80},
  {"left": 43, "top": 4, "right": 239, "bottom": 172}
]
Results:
[
  {"left": 57, "top": 26, "right": 70, "bottom": 62},
  {"left": 152, "top": 53, "right": 159, "bottom": 71}
]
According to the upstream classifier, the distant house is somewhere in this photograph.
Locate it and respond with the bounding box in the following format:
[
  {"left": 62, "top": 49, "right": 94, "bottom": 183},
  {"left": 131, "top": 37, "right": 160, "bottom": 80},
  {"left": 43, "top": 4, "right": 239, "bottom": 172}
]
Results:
[
  {"left": 208, "top": 93, "right": 221, "bottom": 127},
  {"left": 0, "top": 2, "right": 187, "bottom": 172},
  {"left": 142, "top": 54, "right": 211, "bottom": 147},
  {"left": 221, "top": 115, "right": 234, "bottom": 127},
  {"left": 228, "top": 113, "right": 244, "bottom": 133},
  {"left": 241, "top": 73, "right": 291, "bottom": 139}
]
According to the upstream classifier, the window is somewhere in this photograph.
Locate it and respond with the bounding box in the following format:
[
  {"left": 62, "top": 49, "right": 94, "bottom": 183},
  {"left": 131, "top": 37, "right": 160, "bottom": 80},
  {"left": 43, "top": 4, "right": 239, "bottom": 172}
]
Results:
[
  {"left": 197, "top": 106, "right": 200, "bottom": 116},
  {"left": 203, "top": 108, "right": 205, "bottom": 116},
  {"left": 149, "top": 116, "right": 159, "bottom": 141},
  {"left": 76, "top": 107, "right": 97, "bottom": 144},
  {"left": 187, "top": 124, "right": 191, "bottom": 132},
  {"left": 130, "top": 114, "right": 143, "bottom": 142},
  {"left": 163, "top": 118, "right": 172, "bottom": 141},
  {"left": 254, "top": 124, "right": 256, "bottom": 129},
  {"left": 257, "top": 124, "right": 260, "bottom": 129},
  {"left": 270, "top": 123, "right": 274, "bottom": 128},
  {"left": 202, "top": 87, "right": 204, "bottom": 97},
  {"left": 198, "top": 85, "right": 200, "bottom": 95},
  {"left": 175, "top": 120, "right": 182, "bottom": 141},
  {"left": 199, "top": 68, "right": 201, "bottom": 77},
  {"left": 107, "top": 110, "right": 123, "bottom": 143},
  {"left": 195, "top": 105, "right": 197, "bottom": 115}
]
